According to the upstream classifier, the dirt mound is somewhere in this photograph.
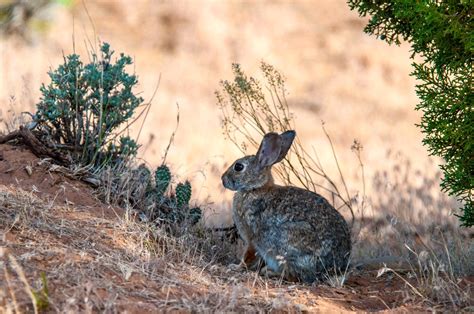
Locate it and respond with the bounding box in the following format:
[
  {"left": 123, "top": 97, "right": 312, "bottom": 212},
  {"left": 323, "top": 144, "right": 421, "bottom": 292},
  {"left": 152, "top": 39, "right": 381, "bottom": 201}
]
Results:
[
  {"left": 0, "top": 144, "right": 122, "bottom": 219},
  {"left": 0, "top": 143, "right": 471, "bottom": 312}
]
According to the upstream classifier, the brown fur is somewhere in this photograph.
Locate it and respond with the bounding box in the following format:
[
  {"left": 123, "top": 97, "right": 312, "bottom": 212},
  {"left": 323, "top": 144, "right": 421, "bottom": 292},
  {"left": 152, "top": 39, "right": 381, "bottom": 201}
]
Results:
[{"left": 222, "top": 131, "right": 351, "bottom": 283}]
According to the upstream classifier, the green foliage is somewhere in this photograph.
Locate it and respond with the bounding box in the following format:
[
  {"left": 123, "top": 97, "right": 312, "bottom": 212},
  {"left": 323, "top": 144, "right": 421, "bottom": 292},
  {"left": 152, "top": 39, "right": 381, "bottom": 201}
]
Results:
[
  {"left": 347, "top": 0, "right": 473, "bottom": 226},
  {"left": 155, "top": 164, "right": 171, "bottom": 197},
  {"left": 35, "top": 42, "right": 143, "bottom": 168},
  {"left": 107, "top": 136, "right": 139, "bottom": 160},
  {"left": 176, "top": 180, "right": 192, "bottom": 208}
]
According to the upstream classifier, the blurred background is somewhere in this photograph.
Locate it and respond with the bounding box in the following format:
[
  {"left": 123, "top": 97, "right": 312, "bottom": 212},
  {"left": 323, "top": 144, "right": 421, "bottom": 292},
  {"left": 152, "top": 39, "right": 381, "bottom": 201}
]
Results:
[{"left": 0, "top": 0, "right": 445, "bottom": 226}]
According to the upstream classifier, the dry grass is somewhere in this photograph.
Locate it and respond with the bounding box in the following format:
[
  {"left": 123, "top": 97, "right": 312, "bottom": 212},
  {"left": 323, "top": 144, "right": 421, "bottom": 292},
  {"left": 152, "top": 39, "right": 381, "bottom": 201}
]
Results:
[
  {"left": 351, "top": 152, "right": 473, "bottom": 309},
  {"left": 0, "top": 186, "right": 332, "bottom": 312},
  {"left": 0, "top": 99, "right": 32, "bottom": 136},
  {"left": 9, "top": 180, "right": 445, "bottom": 312}
]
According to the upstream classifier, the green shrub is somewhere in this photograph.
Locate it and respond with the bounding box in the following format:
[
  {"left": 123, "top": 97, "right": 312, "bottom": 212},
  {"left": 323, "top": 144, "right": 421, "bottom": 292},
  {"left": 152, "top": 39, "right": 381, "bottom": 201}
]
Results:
[
  {"left": 347, "top": 0, "right": 473, "bottom": 226},
  {"left": 35, "top": 42, "right": 143, "bottom": 168}
]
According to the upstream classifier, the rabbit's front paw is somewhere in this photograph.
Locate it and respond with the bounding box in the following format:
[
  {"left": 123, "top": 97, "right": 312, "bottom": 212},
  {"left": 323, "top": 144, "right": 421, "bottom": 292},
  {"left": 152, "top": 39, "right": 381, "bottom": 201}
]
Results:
[
  {"left": 259, "top": 265, "right": 282, "bottom": 278},
  {"left": 260, "top": 266, "right": 298, "bottom": 282},
  {"left": 228, "top": 262, "right": 246, "bottom": 271}
]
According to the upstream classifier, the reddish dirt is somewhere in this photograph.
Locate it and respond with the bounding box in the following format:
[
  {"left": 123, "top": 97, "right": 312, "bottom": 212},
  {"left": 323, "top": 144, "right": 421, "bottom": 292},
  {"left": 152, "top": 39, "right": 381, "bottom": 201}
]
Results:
[{"left": 0, "top": 143, "right": 123, "bottom": 219}]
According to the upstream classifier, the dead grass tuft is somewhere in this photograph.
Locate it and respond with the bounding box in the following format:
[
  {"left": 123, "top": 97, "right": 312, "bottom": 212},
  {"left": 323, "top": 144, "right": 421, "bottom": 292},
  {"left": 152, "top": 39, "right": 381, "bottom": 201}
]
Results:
[{"left": 352, "top": 152, "right": 473, "bottom": 309}]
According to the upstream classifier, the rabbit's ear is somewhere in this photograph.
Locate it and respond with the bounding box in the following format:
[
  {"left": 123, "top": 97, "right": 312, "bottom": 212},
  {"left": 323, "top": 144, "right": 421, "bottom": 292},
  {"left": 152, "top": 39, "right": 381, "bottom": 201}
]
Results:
[
  {"left": 275, "top": 130, "right": 296, "bottom": 163},
  {"left": 256, "top": 132, "right": 282, "bottom": 168}
]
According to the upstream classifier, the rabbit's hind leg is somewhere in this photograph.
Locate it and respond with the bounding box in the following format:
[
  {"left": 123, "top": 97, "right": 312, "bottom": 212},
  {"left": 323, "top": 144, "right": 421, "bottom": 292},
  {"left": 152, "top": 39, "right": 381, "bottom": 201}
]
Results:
[
  {"left": 243, "top": 244, "right": 264, "bottom": 271},
  {"left": 228, "top": 243, "right": 263, "bottom": 271}
]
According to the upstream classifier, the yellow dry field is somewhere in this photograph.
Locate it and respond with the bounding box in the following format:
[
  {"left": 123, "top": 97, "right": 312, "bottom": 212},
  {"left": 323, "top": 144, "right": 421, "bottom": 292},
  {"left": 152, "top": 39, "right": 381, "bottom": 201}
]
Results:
[{"left": 0, "top": 0, "right": 446, "bottom": 226}]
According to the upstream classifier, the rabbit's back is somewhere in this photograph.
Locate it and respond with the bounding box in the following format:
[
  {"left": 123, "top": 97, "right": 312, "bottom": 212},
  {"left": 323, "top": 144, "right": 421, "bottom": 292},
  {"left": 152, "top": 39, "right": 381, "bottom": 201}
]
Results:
[{"left": 234, "top": 186, "right": 351, "bottom": 282}]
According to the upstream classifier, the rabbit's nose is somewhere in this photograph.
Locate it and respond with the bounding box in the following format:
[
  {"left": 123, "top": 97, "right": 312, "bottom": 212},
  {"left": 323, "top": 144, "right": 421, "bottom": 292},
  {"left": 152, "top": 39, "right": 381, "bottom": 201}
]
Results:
[{"left": 221, "top": 175, "right": 233, "bottom": 190}]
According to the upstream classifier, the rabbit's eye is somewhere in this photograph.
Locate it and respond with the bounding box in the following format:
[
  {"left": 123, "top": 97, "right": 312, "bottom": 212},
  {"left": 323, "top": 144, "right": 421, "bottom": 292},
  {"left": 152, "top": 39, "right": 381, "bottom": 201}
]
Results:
[{"left": 233, "top": 162, "right": 245, "bottom": 172}]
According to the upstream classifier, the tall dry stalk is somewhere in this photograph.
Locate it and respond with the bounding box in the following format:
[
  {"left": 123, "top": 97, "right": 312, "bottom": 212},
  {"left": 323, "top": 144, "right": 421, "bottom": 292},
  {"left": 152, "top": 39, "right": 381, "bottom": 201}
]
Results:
[{"left": 216, "top": 62, "right": 367, "bottom": 227}]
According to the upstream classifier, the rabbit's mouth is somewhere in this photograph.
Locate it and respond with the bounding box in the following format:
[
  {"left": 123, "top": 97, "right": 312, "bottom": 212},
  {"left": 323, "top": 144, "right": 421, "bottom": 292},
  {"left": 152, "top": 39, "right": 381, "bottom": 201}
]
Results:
[{"left": 222, "top": 176, "right": 240, "bottom": 191}]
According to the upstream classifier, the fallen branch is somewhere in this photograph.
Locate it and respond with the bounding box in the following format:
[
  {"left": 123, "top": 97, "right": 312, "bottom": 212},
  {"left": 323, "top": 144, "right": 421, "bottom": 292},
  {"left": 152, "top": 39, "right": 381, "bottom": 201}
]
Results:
[
  {"left": 0, "top": 129, "right": 21, "bottom": 144},
  {"left": 0, "top": 126, "right": 70, "bottom": 166}
]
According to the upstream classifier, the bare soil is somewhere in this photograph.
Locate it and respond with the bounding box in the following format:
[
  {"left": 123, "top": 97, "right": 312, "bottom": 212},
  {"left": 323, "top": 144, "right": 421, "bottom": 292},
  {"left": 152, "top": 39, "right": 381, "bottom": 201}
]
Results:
[
  {"left": 1, "top": 144, "right": 471, "bottom": 312},
  {"left": 0, "top": 143, "right": 123, "bottom": 219}
]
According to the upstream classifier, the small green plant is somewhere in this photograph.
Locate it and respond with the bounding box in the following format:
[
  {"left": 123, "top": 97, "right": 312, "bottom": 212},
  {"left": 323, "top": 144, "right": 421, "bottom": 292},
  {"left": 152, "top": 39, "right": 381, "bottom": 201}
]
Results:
[
  {"left": 188, "top": 207, "right": 203, "bottom": 225},
  {"left": 32, "top": 272, "right": 49, "bottom": 312},
  {"left": 347, "top": 0, "right": 473, "bottom": 226},
  {"left": 140, "top": 164, "right": 201, "bottom": 226},
  {"left": 35, "top": 42, "right": 143, "bottom": 168},
  {"left": 176, "top": 180, "right": 192, "bottom": 208},
  {"left": 155, "top": 164, "right": 172, "bottom": 198},
  {"left": 102, "top": 162, "right": 201, "bottom": 226}
]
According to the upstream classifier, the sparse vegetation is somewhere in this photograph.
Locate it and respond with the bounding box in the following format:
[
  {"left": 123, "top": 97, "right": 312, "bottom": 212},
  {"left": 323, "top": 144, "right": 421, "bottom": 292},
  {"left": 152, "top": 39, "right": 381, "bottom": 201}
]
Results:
[
  {"left": 347, "top": 0, "right": 474, "bottom": 227},
  {"left": 98, "top": 160, "right": 201, "bottom": 228},
  {"left": 0, "top": 54, "right": 471, "bottom": 310},
  {"left": 216, "top": 62, "right": 366, "bottom": 226}
]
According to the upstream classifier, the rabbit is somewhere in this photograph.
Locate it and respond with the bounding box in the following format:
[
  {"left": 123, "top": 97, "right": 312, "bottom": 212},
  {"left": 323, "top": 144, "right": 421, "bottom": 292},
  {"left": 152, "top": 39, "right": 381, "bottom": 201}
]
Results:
[{"left": 221, "top": 130, "right": 351, "bottom": 283}]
